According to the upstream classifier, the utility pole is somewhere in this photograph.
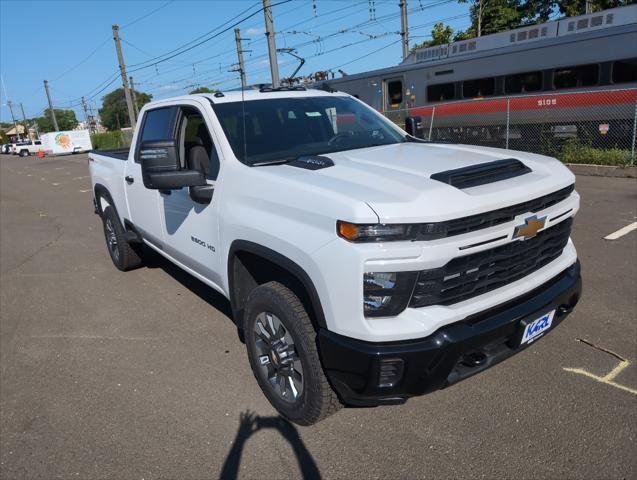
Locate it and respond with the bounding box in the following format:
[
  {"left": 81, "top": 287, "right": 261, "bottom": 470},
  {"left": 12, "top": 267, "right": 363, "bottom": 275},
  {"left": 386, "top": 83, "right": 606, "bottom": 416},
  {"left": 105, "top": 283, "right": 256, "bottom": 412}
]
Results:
[
  {"left": 400, "top": 0, "right": 409, "bottom": 60},
  {"left": 81, "top": 97, "right": 91, "bottom": 133},
  {"left": 112, "top": 24, "right": 136, "bottom": 128},
  {"left": 262, "top": 0, "right": 280, "bottom": 87},
  {"left": 585, "top": 0, "right": 593, "bottom": 14},
  {"left": 477, "top": 0, "right": 483, "bottom": 37},
  {"left": 129, "top": 76, "right": 139, "bottom": 117},
  {"left": 19, "top": 102, "right": 30, "bottom": 139},
  {"left": 234, "top": 28, "right": 248, "bottom": 88},
  {"left": 43, "top": 80, "right": 60, "bottom": 131},
  {"left": 7, "top": 100, "right": 20, "bottom": 141}
]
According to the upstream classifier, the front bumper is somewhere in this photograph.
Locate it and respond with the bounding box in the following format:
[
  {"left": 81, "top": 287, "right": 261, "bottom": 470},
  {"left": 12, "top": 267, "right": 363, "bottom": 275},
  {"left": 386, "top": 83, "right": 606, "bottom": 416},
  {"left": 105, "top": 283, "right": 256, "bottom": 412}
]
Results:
[{"left": 318, "top": 261, "right": 582, "bottom": 406}]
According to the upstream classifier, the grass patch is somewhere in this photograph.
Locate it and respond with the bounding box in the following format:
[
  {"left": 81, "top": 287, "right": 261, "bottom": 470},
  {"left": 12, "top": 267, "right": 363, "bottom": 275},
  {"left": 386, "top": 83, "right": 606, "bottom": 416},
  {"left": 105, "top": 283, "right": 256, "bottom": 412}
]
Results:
[{"left": 556, "top": 139, "right": 633, "bottom": 167}]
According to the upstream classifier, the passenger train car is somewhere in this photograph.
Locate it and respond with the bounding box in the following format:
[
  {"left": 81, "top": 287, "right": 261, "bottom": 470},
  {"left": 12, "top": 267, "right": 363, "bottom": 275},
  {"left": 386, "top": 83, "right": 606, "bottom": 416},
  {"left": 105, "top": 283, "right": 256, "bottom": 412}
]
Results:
[{"left": 319, "top": 5, "right": 637, "bottom": 151}]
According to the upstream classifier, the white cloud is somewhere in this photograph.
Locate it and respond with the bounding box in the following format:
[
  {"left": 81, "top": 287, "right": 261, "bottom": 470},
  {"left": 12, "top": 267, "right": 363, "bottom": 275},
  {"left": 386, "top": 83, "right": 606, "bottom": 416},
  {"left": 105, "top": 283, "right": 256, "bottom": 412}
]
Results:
[{"left": 245, "top": 27, "right": 265, "bottom": 37}]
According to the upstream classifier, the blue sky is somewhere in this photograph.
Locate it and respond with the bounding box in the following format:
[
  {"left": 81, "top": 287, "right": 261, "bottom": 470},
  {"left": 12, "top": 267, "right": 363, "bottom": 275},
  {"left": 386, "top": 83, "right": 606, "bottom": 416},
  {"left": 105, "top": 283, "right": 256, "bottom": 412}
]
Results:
[{"left": 0, "top": 0, "right": 469, "bottom": 123}]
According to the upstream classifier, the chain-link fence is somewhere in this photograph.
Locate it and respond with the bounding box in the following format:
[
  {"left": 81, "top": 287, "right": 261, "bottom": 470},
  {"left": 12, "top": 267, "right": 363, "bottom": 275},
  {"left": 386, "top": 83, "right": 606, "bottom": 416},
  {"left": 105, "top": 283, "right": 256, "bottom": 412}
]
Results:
[{"left": 385, "top": 88, "right": 637, "bottom": 166}]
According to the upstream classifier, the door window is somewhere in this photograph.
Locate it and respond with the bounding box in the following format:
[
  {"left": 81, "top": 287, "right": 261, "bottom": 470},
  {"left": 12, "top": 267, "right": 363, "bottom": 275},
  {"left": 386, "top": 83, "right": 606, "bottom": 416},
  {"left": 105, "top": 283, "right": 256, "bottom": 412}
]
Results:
[
  {"left": 178, "top": 107, "right": 220, "bottom": 180},
  {"left": 386, "top": 80, "right": 403, "bottom": 109}
]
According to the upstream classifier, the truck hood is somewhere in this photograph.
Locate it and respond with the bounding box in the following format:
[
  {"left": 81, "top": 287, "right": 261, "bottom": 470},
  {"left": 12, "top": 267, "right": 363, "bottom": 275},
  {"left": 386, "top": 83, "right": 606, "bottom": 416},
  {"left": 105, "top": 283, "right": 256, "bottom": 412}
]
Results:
[{"left": 279, "top": 142, "right": 575, "bottom": 223}]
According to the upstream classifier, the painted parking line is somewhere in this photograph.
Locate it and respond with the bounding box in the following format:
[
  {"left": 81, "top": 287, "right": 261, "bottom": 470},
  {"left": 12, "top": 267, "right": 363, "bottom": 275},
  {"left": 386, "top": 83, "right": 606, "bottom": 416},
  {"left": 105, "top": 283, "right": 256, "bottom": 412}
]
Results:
[
  {"left": 604, "top": 222, "right": 637, "bottom": 240},
  {"left": 563, "top": 338, "right": 637, "bottom": 395}
]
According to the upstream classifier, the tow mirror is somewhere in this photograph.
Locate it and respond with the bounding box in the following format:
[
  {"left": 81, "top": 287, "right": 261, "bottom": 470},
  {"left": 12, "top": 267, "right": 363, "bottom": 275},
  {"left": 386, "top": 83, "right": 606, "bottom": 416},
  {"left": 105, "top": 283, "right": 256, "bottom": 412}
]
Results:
[
  {"left": 404, "top": 116, "right": 422, "bottom": 138},
  {"left": 140, "top": 139, "right": 206, "bottom": 190}
]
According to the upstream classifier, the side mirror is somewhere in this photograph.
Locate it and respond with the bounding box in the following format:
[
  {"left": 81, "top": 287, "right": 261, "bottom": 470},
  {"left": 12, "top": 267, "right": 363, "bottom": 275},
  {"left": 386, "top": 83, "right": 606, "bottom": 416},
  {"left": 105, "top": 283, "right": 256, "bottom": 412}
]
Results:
[
  {"left": 404, "top": 116, "right": 422, "bottom": 138},
  {"left": 140, "top": 139, "right": 206, "bottom": 189},
  {"left": 189, "top": 185, "right": 214, "bottom": 205}
]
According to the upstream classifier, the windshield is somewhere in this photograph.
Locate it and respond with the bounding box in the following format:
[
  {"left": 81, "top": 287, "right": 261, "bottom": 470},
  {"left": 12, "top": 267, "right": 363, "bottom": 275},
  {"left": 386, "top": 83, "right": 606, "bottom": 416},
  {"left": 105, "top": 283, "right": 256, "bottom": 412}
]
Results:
[{"left": 212, "top": 96, "right": 405, "bottom": 165}]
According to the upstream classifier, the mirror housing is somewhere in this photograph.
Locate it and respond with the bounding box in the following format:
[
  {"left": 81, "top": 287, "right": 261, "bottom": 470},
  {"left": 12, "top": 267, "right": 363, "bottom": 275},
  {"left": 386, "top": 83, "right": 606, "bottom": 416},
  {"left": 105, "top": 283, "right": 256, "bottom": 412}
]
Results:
[
  {"left": 189, "top": 185, "right": 214, "bottom": 205},
  {"left": 140, "top": 139, "right": 206, "bottom": 190},
  {"left": 404, "top": 116, "right": 422, "bottom": 138}
]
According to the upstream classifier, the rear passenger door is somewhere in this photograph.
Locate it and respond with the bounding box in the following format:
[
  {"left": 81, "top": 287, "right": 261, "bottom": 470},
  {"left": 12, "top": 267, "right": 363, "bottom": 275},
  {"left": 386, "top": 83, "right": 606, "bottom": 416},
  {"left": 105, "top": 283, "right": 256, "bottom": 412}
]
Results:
[
  {"left": 124, "top": 105, "right": 178, "bottom": 247},
  {"left": 159, "top": 101, "right": 224, "bottom": 287}
]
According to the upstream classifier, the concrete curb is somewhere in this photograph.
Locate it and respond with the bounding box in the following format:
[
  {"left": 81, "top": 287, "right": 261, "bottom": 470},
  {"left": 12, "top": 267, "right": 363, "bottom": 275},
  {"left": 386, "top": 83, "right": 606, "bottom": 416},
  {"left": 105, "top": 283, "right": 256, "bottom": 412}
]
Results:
[{"left": 566, "top": 163, "right": 637, "bottom": 178}]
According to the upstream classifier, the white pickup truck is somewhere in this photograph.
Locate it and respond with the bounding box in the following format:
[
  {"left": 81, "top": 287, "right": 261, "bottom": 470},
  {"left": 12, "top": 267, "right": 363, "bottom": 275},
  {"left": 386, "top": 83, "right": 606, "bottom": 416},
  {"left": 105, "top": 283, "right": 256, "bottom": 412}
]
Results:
[
  {"left": 88, "top": 87, "right": 582, "bottom": 425},
  {"left": 12, "top": 139, "right": 42, "bottom": 157}
]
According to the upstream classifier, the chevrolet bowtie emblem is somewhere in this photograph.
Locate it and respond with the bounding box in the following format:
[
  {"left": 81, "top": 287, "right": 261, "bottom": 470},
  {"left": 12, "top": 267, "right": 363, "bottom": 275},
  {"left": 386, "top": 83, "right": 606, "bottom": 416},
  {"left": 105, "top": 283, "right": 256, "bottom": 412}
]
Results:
[{"left": 513, "top": 215, "right": 546, "bottom": 240}]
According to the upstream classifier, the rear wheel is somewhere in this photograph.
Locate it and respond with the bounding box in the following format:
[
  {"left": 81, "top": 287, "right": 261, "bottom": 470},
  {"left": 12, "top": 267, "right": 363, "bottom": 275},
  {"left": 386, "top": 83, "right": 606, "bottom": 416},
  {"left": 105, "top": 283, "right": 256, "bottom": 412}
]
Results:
[
  {"left": 19, "top": 150, "right": 29, "bottom": 157},
  {"left": 101, "top": 205, "right": 143, "bottom": 271},
  {"left": 244, "top": 281, "right": 341, "bottom": 425}
]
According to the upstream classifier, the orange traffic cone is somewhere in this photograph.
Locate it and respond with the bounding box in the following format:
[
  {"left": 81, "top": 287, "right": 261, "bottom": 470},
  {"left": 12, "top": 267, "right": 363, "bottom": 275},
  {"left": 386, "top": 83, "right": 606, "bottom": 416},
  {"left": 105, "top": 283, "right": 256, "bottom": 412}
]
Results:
[{"left": 38, "top": 149, "right": 44, "bottom": 158}]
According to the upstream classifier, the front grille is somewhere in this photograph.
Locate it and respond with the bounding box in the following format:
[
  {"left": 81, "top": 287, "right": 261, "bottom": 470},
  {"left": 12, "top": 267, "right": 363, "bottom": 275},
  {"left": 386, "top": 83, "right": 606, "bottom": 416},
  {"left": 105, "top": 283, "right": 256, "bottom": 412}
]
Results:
[
  {"left": 410, "top": 218, "right": 572, "bottom": 307},
  {"left": 414, "top": 184, "right": 574, "bottom": 240}
]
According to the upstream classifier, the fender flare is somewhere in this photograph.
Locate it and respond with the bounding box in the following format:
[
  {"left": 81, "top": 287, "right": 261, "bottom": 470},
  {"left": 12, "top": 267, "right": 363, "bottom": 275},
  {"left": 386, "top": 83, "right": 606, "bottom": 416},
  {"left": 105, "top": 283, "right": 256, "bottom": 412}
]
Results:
[{"left": 228, "top": 240, "right": 328, "bottom": 330}]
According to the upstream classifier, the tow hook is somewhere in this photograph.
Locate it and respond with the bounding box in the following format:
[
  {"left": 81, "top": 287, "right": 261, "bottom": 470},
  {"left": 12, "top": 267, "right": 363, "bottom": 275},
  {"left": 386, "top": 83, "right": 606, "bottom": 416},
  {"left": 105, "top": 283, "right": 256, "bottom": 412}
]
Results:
[{"left": 461, "top": 351, "right": 488, "bottom": 368}]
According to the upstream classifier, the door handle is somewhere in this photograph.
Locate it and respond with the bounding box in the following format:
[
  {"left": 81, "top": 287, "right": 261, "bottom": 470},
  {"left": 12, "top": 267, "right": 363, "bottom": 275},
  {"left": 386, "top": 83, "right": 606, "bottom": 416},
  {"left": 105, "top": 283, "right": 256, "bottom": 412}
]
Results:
[{"left": 125, "top": 175, "right": 134, "bottom": 184}]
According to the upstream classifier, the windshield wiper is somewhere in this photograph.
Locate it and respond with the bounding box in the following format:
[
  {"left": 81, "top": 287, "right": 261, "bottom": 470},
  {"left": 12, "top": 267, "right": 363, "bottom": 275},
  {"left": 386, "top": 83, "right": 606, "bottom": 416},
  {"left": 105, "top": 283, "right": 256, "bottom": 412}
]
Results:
[{"left": 250, "top": 156, "right": 298, "bottom": 167}]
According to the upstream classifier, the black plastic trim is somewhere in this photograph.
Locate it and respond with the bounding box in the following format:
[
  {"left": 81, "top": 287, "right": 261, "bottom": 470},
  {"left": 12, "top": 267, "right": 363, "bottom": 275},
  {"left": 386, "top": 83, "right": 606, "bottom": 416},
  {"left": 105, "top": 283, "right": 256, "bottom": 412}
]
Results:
[
  {"left": 318, "top": 261, "right": 581, "bottom": 406},
  {"left": 227, "top": 240, "right": 327, "bottom": 330}
]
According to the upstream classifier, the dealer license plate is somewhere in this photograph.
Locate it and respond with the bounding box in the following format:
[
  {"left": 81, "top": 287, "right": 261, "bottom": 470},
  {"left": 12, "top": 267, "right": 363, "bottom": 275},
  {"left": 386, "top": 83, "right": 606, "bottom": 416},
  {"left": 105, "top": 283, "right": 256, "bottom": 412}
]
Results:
[{"left": 520, "top": 310, "right": 555, "bottom": 345}]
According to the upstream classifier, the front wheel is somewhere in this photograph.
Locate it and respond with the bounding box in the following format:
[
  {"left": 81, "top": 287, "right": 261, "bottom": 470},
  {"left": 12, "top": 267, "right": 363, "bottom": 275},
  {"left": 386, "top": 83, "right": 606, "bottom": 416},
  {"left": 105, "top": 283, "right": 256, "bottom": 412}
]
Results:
[
  {"left": 244, "top": 281, "right": 341, "bottom": 425},
  {"left": 19, "top": 150, "right": 29, "bottom": 157}
]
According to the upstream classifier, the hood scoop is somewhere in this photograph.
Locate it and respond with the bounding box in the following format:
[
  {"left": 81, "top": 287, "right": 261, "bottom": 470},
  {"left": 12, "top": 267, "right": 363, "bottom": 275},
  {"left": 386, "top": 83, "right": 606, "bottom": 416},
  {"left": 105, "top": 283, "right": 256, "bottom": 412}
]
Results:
[
  {"left": 288, "top": 155, "right": 334, "bottom": 171},
  {"left": 430, "top": 158, "right": 532, "bottom": 189}
]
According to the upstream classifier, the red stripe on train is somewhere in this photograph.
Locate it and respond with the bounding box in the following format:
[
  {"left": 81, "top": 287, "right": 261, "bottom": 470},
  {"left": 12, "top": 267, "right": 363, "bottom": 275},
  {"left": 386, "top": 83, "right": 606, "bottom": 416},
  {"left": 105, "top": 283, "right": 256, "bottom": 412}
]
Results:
[{"left": 409, "top": 90, "right": 637, "bottom": 117}]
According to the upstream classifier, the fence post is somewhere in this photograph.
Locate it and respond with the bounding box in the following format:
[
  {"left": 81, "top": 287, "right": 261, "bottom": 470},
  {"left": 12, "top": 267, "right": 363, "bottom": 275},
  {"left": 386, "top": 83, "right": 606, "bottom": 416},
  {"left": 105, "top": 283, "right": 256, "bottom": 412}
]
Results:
[
  {"left": 505, "top": 99, "right": 510, "bottom": 150},
  {"left": 428, "top": 106, "right": 435, "bottom": 141},
  {"left": 630, "top": 91, "right": 637, "bottom": 166}
]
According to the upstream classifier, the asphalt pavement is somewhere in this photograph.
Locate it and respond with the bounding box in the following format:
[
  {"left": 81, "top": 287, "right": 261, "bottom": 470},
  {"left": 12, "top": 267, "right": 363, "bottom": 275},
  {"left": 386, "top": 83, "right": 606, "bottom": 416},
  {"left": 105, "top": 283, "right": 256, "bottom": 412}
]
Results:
[{"left": 0, "top": 153, "right": 635, "bottom": 479}]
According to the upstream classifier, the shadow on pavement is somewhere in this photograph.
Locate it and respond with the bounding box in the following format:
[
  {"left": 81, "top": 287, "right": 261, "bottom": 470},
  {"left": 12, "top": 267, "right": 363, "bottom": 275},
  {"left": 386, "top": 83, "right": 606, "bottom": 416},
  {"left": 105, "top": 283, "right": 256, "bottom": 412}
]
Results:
[
  {"left": 141, "top": 246, "right": 234, "bottom": 319},
  {"left": 219, "top": 411, "right": 321, "bottom": 480}
]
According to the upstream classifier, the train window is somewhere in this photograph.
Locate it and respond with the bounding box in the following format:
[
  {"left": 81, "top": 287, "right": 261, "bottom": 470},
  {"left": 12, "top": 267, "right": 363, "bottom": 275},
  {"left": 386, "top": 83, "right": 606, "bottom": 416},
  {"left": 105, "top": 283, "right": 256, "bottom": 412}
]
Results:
[
  {"left": 554, "top": 64, "right": 599, "bottom": 89},
  {"left": 463, "top": 78, "right": 495, "bottom": 98},
  {"left": 612, "top": 59, "right": 637, "bottom": 84},
  {"left": 504, "top": 71, "right": 542, "bottom": 94},
  {"left": 386, "top": 80, "right": 403, "bottom": 107},
  {"left": 427, "top": 83, "right": 455, "bottom": 102}
]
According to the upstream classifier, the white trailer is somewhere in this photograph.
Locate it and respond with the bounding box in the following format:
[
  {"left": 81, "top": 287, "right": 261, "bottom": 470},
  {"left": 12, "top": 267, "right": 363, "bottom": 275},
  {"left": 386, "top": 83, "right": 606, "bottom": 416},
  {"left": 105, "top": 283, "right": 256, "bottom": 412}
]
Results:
[{"left": 40, "top": 129, "right": 92, "bottom": 156}]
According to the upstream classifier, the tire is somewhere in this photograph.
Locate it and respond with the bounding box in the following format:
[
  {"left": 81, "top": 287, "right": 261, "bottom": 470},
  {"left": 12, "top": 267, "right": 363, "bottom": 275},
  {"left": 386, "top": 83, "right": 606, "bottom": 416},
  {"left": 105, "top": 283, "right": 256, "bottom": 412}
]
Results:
[
  {"left": 101, "top": 205, "right": 143, "bottom": 271},
  {"left": 19, "top": 150, "right": 29, "bottom": 157},
  {"left": 243, "top": 281, "right": 341, "bottom": 425}
]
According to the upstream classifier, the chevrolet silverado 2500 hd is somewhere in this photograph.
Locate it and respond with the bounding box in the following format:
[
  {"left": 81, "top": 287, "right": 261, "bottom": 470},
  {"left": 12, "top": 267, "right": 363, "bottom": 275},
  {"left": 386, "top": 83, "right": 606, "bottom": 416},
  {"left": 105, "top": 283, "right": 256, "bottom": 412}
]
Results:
[{"left": 88, "top": 88, "right": 582, "bottom": 425}]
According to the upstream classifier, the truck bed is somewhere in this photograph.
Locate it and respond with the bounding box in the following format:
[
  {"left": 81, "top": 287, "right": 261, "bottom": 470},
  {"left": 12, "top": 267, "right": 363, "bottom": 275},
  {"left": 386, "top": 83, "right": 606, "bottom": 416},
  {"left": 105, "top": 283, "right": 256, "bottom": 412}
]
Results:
[{"left": 94, "top": 147, "right": 130, "bottom": 160}]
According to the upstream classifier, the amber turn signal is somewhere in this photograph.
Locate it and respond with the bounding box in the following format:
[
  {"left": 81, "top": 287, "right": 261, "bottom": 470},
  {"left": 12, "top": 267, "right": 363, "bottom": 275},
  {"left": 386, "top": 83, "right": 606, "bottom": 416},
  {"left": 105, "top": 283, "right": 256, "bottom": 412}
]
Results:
[{"left": 337, "top": 221, "right": 359, "bottom": 241}]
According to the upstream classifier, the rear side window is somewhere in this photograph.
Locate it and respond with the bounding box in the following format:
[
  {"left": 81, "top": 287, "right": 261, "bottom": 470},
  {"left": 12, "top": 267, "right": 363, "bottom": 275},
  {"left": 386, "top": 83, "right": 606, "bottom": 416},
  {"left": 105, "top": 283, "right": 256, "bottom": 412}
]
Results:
[
  {"left": 462, "top": 77, "right": 495, "bottom": 98},
  {"left": 554, "top": 64, "right": 599, "bottom": 89},
  {"left": 505, "top": 71, "right": 542, "bottom": 93},
  {"left": 427, "top": 83, "right": 455, "bottom": 103},
  {"left": 140, "top": 107, "right": 177, "bottom": 143},
  {"left": 612, "top": 58, "right": 637, "bottom": 84}
]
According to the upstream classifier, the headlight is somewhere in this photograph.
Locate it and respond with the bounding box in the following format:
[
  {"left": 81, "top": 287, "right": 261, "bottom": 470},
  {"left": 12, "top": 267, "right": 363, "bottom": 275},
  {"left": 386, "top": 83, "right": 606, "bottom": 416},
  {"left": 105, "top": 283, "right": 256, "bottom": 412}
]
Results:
[
  {"left": 337, "top": 220, "right": 446, "bottom": 242},
  {"left": 363, "top": 271, "right": 418, "bottom": 317}
]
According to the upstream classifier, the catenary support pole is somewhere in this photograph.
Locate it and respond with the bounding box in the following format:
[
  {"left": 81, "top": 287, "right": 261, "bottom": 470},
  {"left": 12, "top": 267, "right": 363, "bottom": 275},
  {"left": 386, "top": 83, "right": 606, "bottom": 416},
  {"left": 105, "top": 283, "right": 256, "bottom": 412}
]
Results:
[
  {"left": 112, "top": 24, "right": 136, "bottom": 128},
  {"left": 7, "top": 100, "right": 20, "bottom": 141},
  {"left": 43, "top": 80, "right": 60, "bottom": 132},
  {"left": 263, "top": 0, "right": 280, "bottom": 87},
  {"left": 400, "top": 0, "right": 409, "bottom": 60},
  {"left": 19, "top": 103, "right": 29, "bottom": 139},
  {"left": 129, "top": 76, "right": 139, "bottom": 118},
  {"left": 234, "top": 28, "right": 248, "bottom": 88}
]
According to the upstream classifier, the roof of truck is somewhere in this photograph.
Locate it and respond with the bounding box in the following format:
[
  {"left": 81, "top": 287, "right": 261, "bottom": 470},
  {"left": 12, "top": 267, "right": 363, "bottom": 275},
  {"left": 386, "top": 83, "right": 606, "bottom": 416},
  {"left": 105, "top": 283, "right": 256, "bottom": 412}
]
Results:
[{"left": 196, "top": 87, "right": 349, "bottom": 104}]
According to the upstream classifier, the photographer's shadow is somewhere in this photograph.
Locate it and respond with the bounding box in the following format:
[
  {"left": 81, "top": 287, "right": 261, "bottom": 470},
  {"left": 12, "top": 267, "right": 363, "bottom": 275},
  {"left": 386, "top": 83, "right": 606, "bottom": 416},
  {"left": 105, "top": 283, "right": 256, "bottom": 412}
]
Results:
[{"left": 219, "top": 411, "right": 321, "bottom": 480}]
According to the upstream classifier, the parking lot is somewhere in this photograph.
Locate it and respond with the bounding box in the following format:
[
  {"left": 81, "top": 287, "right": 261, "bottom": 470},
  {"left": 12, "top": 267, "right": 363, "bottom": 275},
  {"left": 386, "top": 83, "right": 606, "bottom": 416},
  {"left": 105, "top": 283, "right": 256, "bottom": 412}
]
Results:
[{"left": 0, "top": 152, "right": 635, "bottom": 479}]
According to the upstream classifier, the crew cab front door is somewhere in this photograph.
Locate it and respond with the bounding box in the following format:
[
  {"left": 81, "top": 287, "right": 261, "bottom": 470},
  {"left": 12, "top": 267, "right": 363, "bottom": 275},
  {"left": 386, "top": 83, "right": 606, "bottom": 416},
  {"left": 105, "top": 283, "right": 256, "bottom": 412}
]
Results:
[
  {"left": 125, "top": 105, "right": 178, "bottom": 247},
  {"left": 159, "top": 101, "right": 223, "bottom": 288}
]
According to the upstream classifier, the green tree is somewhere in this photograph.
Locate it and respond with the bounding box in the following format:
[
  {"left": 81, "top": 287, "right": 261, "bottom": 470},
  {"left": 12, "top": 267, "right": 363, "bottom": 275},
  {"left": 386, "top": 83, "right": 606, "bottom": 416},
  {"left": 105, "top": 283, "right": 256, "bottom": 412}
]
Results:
[
  {"left": 99, "top": 88, "right": 152, "bottom": 131},
  {"left": 556, "top": 0, "right": 634, "bottom": 16},
  {"left": 189, "top": 86, "right": 218, "bottom": 94},
  {"left": 411, "top": 22, "right": 455, "bottom": 51},
  {"left": 37, "top": 109, "right": 78, "bottom": 133}
]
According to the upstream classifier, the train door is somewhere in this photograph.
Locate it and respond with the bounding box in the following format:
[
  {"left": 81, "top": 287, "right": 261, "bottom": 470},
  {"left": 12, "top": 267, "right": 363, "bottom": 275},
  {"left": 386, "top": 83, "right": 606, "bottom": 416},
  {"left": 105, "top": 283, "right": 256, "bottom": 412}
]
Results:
[{"left": 383, "top": 77, "right": 406, "bottom": 127}]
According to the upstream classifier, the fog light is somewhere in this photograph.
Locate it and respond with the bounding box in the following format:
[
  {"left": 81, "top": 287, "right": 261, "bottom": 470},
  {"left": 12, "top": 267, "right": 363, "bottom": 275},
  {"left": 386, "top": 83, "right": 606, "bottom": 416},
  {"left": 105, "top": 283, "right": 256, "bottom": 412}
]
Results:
[
  {"left": 363, "top": 271, "right": 418, "bottom": 317},
  {"left": 378, "top": 358, "right": 404, "bottom": 388}
]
